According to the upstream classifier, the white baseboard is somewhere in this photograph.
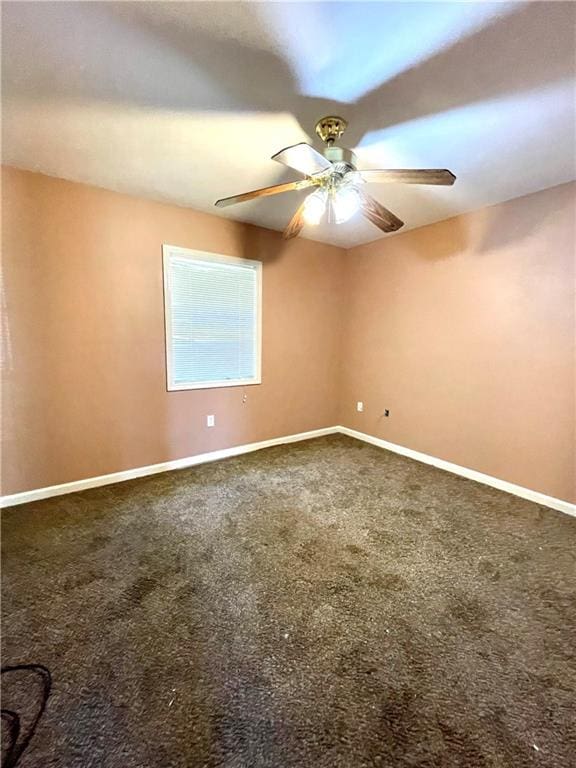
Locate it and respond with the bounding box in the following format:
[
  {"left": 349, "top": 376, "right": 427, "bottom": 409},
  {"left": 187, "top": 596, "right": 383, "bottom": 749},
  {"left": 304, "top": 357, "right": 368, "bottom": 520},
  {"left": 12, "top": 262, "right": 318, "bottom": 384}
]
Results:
[
  {"left": 337, "top": 426, "right": 576, "bottom": 518},
  {"left": 2, "top": 425, "right": 574, "bottom": 517},
  {"left": 0, "top": 427, "right": 338, "bottom": 508}
]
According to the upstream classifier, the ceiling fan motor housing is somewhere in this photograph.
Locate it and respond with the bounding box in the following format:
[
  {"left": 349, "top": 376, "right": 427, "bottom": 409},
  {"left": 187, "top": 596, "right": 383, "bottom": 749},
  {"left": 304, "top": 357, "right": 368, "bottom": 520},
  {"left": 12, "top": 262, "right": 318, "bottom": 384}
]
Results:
[{"left": 323, "top": 145, "right": 357, "bottom": 171}]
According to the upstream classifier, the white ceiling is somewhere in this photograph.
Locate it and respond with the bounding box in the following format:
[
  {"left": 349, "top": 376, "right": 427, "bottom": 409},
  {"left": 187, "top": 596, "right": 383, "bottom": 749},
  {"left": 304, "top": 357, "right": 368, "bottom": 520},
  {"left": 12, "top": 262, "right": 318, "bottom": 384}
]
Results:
[{"left": 2, "top": 1, "right": 575, "bottom": 248}]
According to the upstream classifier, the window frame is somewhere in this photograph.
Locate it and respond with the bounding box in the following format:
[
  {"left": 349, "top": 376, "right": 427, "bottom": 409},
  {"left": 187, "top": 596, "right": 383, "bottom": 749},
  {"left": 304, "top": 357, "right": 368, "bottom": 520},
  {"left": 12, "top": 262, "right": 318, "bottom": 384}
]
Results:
[{"left": 162, "top": 244, "right": 262, "bottom": 392}]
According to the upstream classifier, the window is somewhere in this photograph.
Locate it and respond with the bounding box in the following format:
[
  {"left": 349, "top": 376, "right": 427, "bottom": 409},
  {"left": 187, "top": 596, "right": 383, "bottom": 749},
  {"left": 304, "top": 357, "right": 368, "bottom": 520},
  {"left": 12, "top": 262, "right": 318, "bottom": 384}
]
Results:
[{"left": 162, "top": 245, "right": 262, "bottom": 391}]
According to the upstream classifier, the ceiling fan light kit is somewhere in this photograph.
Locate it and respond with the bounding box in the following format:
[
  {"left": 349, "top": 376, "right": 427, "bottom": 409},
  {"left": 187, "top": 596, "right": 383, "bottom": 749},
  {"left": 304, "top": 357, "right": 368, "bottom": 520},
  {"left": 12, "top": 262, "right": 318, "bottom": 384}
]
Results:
[{"left": 215, "top": 115, "right": 456, "bottom": 240}]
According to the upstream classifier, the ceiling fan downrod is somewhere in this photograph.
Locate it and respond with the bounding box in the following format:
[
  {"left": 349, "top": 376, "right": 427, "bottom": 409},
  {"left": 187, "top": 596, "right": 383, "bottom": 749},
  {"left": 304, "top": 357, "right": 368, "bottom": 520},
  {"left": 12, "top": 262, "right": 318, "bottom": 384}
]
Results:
[{"left": 315, "top": 115, "right": 357, "bottom": 170}]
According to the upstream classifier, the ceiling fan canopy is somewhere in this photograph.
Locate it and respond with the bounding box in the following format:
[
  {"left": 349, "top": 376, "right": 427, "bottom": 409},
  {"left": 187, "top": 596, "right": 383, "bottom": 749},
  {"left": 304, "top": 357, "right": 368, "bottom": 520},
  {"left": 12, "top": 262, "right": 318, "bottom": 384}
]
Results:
[{"left": 215, "top": 116, "right": 456, "bottom": 240}]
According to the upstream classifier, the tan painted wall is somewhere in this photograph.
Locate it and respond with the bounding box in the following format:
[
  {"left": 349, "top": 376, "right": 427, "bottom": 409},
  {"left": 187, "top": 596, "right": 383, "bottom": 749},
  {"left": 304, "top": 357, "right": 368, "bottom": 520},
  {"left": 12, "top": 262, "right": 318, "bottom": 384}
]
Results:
[
  {"left": 339, "top": 182, "right": 576, "bottom": 503},
  {"left": 2, "top": 169, "right": 574, "bottom": 503},
  {"left": 1, "top": 167, "right": 344, "bottom": 494}
]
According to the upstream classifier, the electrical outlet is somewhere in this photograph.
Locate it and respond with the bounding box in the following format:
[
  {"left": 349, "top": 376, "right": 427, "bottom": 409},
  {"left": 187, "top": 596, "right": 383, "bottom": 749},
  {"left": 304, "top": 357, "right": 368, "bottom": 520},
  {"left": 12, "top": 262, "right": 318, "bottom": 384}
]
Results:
[
  {"left": 384, "top": 409, "right": 390, "bottom": 417},
  {"left": 206, "top": 415, "right": 215, "bottom": 427},
  {"left": 357, "top": 401, "right": 364, "bottom": 412}
]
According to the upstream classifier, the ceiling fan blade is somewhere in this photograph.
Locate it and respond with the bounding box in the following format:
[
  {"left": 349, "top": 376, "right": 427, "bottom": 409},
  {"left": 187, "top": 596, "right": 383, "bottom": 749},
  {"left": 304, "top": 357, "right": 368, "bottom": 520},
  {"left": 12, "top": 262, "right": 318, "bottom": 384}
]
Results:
[
  {"left": 283, "top": 201, "right": 307, "bottom": 240},
  {"left": 358, "top": 169, "right": 456, "bottom": 186},
  {"left": 358, "top": 189, "right": 404, "bottom": 233},
  {"left": 215, "top": 178, "right": 316, "bottom": 208},
  {"left": 272, "top": 142, "right": 332, "bottom": 177}
]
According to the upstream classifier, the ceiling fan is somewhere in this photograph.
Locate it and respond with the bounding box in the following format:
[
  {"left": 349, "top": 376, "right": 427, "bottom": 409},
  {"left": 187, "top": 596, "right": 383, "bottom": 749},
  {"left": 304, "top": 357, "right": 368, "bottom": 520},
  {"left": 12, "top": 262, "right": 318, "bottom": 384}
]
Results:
[{"left": 215, "top": 116, "right": 456, "bottom": 240}]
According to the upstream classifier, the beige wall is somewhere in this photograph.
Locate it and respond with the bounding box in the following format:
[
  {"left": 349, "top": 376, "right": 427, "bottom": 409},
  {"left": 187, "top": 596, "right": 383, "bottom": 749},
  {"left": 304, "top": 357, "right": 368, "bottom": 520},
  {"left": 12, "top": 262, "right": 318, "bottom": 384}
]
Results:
[
  {"left": 2, "top": 168, "right": 574, "bottom": 503},
  {"left": 1, "top": 167, "right": 344, "bottom": 494},
  {"left": 340, "top": 182, "right": 575, "bottom": 503}
]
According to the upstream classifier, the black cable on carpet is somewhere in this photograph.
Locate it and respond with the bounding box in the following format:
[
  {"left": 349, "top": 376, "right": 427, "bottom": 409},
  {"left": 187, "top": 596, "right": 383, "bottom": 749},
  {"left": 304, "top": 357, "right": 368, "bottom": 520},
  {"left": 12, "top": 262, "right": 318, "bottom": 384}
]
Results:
[{"left": 1, "top": 664, "right": 52, "bottom": 768}]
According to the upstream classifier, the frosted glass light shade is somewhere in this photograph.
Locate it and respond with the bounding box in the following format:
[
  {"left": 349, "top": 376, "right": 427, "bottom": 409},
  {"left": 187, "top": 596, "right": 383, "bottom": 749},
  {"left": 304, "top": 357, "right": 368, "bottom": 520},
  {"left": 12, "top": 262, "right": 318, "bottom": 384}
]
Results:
[
  {"left": 332, "top": 185, "right": 360, "bottom": 224},
  {"left": 302, "top": 189, "right": 327, "bottom": 225}
]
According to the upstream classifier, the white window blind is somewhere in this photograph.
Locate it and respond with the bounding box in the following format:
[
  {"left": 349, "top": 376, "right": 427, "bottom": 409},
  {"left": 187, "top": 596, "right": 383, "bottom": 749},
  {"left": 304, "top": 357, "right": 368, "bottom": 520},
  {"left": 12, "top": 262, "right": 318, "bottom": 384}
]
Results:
[{"left": 163, "top": 246, "right": 262, "bottom": 390}]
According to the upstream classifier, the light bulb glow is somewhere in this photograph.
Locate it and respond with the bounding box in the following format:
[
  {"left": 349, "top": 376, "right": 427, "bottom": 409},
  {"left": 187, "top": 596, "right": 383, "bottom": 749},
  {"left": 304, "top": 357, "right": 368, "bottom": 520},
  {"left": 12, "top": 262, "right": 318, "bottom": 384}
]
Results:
[
  {"left": 332, "top": 185, "right": 361, "bottom": 224},
  {"left": 302, "top": 189, "right": 327, "bottom": 225}
]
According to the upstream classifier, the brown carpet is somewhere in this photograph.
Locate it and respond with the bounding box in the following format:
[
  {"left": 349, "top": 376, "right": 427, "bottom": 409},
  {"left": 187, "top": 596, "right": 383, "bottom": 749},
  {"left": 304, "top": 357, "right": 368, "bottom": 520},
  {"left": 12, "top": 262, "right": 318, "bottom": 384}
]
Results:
[{"left": 2, "top": 434, "right": 575, "bottom": 767}]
